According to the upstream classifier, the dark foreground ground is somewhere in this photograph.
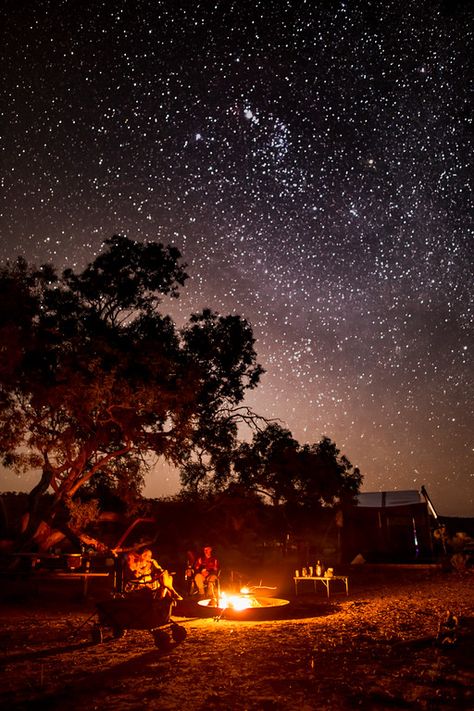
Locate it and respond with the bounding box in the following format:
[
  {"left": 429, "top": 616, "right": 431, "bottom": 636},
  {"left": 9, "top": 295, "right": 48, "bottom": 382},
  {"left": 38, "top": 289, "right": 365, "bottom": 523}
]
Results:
[{"left": 0, "top": 568, "right": 473, "bottom": 710}]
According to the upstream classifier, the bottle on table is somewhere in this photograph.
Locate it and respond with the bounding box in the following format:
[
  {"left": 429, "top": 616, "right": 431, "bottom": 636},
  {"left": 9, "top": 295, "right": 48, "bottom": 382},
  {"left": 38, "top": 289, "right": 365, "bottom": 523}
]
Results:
[{"left": 315, "top": 560, "right": 322, "bottom": 577}]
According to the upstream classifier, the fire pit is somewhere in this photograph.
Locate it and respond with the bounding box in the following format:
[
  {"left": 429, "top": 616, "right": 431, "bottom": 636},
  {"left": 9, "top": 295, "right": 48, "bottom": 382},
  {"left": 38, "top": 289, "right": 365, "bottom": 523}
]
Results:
[{"left": 198, "top": 588, "right": 290, "bottom": 621}]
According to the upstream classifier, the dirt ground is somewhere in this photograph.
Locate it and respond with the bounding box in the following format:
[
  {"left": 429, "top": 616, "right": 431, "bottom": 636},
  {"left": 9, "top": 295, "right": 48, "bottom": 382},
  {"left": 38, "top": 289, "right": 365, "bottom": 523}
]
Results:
[{"left": 0, "top": 568, "right": 473, "bottom": 710}]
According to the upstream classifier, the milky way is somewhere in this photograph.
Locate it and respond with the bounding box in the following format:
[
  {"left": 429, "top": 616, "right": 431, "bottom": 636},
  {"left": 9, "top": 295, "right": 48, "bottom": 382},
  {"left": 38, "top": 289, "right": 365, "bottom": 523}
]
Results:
[{"left": 1, "top": 1, "right": 473, "bottom": 515}]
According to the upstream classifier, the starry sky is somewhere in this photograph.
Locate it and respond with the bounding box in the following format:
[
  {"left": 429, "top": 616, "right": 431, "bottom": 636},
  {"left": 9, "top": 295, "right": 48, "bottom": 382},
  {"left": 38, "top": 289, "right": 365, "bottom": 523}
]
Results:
[{"left": 1, "top": 0, "right": 473, "bottom": 516}]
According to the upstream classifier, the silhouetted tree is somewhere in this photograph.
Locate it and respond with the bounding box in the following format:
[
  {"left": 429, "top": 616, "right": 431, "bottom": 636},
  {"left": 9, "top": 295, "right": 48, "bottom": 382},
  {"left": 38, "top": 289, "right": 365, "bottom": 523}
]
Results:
[
  {"left": 232, "top": 424, "right": 362, "bottom": 509},
  {"left": 296, "top": 436, "right": 362, "bottom": 507},
  {"left": 0, "top": 236, "right": 263, "bottom": 551},
  {"left": 232, "top": 423, "right": 300, "bottom": 505}
]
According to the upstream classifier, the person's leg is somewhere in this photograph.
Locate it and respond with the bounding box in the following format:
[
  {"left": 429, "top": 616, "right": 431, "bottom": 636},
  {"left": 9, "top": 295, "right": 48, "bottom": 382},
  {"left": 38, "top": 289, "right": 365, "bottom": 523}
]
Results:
[
  {"left": 194, "top": 572, "right": 205, "bottom": 595},
  {"left": 207, "top": 574, "right": 216, "bottom": 595},
  {"left": 159, "top": 570, "right": 183, "bottom": 600},
  {"left": 207, "top": 574, "right": 218, "bottom": 604}
]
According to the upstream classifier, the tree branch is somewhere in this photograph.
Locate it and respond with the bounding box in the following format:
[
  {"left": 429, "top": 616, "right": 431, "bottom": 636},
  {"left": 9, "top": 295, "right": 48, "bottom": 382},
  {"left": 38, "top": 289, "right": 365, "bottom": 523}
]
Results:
[{"left": 69, "top": 443, "right": 133, "bottom": 496}]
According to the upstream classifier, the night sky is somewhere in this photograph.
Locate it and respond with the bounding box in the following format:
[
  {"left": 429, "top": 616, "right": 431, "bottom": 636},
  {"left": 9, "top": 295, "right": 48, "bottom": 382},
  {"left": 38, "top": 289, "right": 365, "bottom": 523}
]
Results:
[{"left": 1, "top": 1, "right": 473, "bottom": 516}]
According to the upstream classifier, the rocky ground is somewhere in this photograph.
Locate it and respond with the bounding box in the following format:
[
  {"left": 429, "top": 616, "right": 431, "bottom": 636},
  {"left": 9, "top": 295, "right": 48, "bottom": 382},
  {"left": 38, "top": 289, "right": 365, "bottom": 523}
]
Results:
[{"left": 0, "top": 568, "right": 473, "bottom": 710}]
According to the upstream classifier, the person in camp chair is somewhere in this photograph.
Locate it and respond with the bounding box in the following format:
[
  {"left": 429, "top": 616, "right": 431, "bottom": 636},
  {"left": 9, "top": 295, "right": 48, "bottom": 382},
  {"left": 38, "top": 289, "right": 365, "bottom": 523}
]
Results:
[
  {"left": 193, "top": 545, "right": 220, "bottom": 602},
  {"left": 125, "top": 548, "right": 182, "bottom": 600}
]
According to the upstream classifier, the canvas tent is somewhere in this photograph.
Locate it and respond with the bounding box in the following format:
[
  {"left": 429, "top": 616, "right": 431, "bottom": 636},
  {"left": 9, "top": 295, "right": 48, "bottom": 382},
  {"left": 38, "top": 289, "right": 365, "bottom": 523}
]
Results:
[{"left": 342, "top": 489, "right": 435, "bottom": 563}]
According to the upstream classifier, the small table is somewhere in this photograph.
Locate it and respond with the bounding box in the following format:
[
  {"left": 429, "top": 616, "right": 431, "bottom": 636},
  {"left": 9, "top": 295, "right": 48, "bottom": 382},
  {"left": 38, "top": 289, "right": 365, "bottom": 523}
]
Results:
[
  {"left": 294, "top": 575, "right": 349, "bottom": 598},
  {"left": 47, "top": 571, "right": 110, "bottom": 596},
  {"left": 5, "top": 554, "right": 111, "bottom": 597}
]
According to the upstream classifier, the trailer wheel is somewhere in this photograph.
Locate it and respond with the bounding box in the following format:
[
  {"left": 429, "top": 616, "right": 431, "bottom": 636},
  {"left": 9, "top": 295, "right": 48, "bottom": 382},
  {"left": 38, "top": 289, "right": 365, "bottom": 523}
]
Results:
[
  {"left": 91, "top": 624, "right": 103, "bottom": 644},
  {"left": 171, "top": 623, "right": 187, "bottom": 643},
  {"left": 113, "top": 626, "right": 125, "bottom": 639},
  {"left": 152, "top": 629, "right": 171, "bottom": 649}
]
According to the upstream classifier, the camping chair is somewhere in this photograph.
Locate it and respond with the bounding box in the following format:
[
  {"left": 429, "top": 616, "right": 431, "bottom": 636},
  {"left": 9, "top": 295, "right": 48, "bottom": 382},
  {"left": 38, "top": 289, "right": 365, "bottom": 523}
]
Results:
[{"left": 189, "top": 568, "right": 221, "bottom": 603}]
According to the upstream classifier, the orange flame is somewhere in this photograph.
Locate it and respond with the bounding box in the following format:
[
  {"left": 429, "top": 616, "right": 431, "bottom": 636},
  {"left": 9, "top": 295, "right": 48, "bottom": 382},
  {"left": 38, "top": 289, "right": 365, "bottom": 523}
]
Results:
[{"left": 218, "top": 591, "right": 251, "bottom": 611}]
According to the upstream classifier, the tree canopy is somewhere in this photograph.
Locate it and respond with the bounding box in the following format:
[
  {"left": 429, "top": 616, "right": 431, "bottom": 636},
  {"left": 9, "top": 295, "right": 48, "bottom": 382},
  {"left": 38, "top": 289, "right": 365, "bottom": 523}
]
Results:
[
  {"left": 0, "top": 236, "right": 263, "bottom": 550},
  {"left": 233, "top": 424, "right": 362, "bottom": 509},
  {"left": 180, "top": 419, "right": 362, "bottom": 513}
]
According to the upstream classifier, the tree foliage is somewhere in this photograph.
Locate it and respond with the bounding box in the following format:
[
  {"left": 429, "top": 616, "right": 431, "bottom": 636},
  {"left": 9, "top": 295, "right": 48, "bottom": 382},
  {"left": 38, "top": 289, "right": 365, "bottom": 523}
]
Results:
[
  {"left": 232, "top": 424, "right": 362, "bottom": 509},
  {"left": 233, "top": 424, "right": 300, "bottom": 506},
  {"left": 0, "top": 236, "right": 263, "bottom": 550}
]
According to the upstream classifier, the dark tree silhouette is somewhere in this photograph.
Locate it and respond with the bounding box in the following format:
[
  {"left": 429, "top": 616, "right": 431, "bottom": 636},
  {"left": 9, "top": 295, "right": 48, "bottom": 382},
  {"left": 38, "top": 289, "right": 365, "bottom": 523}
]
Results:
[
  {"left": 0, "top": 236, "right": 263, "bottom": 551},
  {"left": 296, "top": 436, "right": 363, "bottom": 507},
  {"left": 232, "top": 424, "right": 362, "bottom": 509},
  {"left": 232, "top": 423, "right": 300, "bottom": 506}
]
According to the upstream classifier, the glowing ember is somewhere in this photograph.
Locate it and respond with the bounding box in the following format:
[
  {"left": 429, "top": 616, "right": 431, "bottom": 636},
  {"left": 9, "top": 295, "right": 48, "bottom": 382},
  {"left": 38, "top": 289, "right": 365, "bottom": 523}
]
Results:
[
  {"left": 219, "top": 591, "right": 251, "bottom": 611},
  {"left": 196, "top": 593, "right": 290, "bottom": 620},
  {"left": 196, "top": 590, "right": 261, "bottom": 610},
  {"left": 197, "top": 590, "right": 289, "bottom": 613}
]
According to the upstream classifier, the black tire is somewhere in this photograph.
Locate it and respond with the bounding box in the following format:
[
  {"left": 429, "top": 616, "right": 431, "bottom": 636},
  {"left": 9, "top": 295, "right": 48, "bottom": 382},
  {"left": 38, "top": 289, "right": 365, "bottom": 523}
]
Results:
[
  {"left": 113, "top": 626, "right": 125, "bottom": 639},
  {"left": 152, "top": 629, "right": 171, "bottom": 649},
  {"left": 171, "top": 624, "right": 187, "bottom": 643},
  {"left": 91, "top": 624, "right": 103, "bottom": 644}
]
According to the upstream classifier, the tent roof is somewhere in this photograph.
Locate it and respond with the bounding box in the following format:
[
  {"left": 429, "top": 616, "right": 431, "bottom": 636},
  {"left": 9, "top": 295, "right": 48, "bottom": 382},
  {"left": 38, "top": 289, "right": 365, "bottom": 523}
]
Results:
[{"left": 356, "top": 490, "right": 424, "bottom": 508}]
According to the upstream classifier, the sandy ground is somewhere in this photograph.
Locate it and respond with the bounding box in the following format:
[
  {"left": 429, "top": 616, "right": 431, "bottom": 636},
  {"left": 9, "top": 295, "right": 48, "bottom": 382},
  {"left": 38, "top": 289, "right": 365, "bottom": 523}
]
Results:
[{"left": 0, "top": 568, "right": 473, "bottom": 710}]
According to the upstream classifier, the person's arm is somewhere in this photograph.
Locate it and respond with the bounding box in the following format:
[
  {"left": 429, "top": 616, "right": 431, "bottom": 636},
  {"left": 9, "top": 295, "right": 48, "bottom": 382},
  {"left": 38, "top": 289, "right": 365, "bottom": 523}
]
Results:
[{"left": 151, "top": 558, "right": 163, "bottom": 572}]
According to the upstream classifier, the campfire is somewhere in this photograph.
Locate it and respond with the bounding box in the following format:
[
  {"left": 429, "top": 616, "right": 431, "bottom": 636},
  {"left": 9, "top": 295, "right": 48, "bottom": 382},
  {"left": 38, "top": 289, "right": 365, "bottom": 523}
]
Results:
[{"left": 197, "top": 585, "right": 290, "bottom": 620}]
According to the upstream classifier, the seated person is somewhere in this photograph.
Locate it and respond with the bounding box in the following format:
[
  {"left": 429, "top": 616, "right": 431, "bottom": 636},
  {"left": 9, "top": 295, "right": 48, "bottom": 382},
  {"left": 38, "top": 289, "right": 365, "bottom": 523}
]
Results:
[
  {"left": 125, "top": 548, "right": 182, "bottom": 600},
  {"left": 193, "top": 545, "right": 220, "bottom": 601}
]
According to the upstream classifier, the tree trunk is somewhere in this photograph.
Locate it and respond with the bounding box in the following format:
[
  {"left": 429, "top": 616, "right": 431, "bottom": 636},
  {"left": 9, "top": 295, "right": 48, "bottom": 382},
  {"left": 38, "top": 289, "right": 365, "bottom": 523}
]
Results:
[
  {"left": 18, "top": 465, "right": 55, "bottom": 550},
  {"left": 17, "top": 465, "right": 111, "bottom": 553}
]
